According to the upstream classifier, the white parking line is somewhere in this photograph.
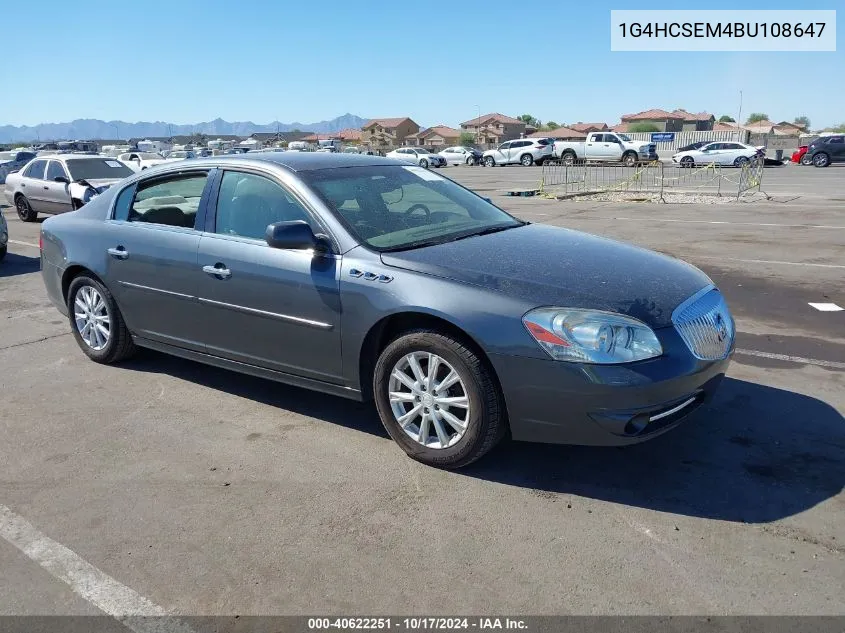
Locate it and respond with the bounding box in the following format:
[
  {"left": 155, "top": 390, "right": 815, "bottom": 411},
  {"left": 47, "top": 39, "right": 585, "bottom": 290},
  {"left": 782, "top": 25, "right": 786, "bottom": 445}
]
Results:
[
  {"left": 735, "top": 349, "right": 845, "bottom": 370},
  {"left": 694, "top": 256, "right": 845, "bottom": 269},
  {"left": 0, "top": 504, "right": 195, "bottom": 633},
  {"left": 8, "top": 239, "right": 39, "bottom": 249},
  {"left": 604, "top": 217, "right": 845, "bottom": 230},
  {"left": 808, "top": 302, "right": 844, "bottom": 312}
]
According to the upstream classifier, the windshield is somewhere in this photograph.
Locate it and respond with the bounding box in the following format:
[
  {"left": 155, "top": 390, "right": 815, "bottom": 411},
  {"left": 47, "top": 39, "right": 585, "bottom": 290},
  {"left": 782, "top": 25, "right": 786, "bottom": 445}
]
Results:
[
  {"left": 66, "top": 159, "right": 134, "bottom": 180},
  {"left": 616, "top": 134, "right": 632, "bottom": 142},
  {"left": 169, "top": 152, "right": 192, "bottom": 158},
  {"left": 304, "top": 165, "right": 523, "bottom": 251}
]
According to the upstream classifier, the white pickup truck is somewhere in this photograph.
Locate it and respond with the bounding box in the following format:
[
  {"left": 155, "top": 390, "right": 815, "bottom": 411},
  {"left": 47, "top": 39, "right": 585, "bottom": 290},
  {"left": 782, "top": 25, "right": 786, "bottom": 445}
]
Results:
[{"left": 554, "top": 132, "right": 658, "bottom": 166}]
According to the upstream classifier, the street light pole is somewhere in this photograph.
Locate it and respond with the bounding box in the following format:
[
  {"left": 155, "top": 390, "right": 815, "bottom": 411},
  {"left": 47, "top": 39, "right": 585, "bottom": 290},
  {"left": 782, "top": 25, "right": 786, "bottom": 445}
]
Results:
[{"left": 475, "top": 104, "right": 480, "bottom": 145}]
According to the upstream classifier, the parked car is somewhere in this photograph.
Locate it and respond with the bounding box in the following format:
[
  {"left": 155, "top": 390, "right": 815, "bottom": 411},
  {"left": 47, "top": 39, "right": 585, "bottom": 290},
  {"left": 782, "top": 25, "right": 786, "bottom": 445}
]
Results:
[
  {"left": 5, "top": 155, "right": 134, "bottom": 221},
  {"left": 438, "top": 146, "right": 483, "bottom": 166},
  {"left": 791, "top": 145, "right": 811, "bottom": 165},
  {"left": 166, "top": 150, "right": 196, "bottom": 159},
  {"left": 385, "top": 147, "right": 446, "bottom": 168},
  {"left": 39, "top": 153, "right": 734, "bottom": 469},
  {"left": 117, "top": 152, "right": 172, "bottom": 171},
  {"left": 0, "top": 150, "right": 37, "bottom": 184},
  {"left": 483, "top": 138, "right": 554, "bottom": 167},
  {"left": 804, "top": 134, "right": 845, "bottom": 167},
  {"left": 672, "top": 142, "right": 761, "bottom": 167},
  {"left": 0, "top": 209, "right": 7, "bottom": 261},
  {"left": 554, "top": 132, "right": 658, "bottom": 166},
  {"left": 677, "top": 141, "right": 714, "bottom": 153}
]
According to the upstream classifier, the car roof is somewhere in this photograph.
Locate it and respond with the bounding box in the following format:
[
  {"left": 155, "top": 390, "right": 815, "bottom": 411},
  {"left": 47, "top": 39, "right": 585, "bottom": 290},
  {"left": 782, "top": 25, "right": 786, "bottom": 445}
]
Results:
[
  {"left": 186, "top": 152, "right": 400, "bottom": 172},
  {"left": 35, "top": 154, "right": 113, "bottom": 163}
]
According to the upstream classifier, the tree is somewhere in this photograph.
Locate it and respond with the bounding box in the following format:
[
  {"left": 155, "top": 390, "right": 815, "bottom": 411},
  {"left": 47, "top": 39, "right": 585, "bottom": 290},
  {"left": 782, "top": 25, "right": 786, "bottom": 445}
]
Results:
[
  {"left": 518, "top": 114, "right": 541, "bottom": 128},
  {"left": 745, "top": 113, "right": 769, "bottom": 124},
  {"left": 458, "top": 131, "right": 477, "bottom": 147},
  {"left": 793, "top": 116, "right": 810, "bottom": 130},
  {"left": 628, "top": 123, "right": 660, "bottom": 133},
  {"left": 827, "top": 122, "right": 845, "bottom": 133},
  {"left": 718, "top": 115, "right": 735, "bottom": 123},
  {"left": 545, "top": 121, "right": 559, "bottom": 130}
]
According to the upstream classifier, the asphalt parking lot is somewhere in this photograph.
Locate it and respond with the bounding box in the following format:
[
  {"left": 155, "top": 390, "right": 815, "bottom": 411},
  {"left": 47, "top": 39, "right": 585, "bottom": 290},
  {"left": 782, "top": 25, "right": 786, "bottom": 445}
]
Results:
[{"left": 0, "top": 162, "right": 843, "bottom": 620}]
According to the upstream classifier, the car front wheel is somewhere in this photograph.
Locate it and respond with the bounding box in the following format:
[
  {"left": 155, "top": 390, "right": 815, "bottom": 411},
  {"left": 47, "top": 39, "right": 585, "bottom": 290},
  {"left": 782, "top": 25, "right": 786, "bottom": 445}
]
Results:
[
  {"left": 373, "top": 330, "right": 506, "bottom": 469},
  {"left": 419, "top": 159, "right": 429, "bottom": 168},
  {"left": 734, "top": 156, "right": 749, "bottom": 167},
  {"left": 484, "top": 156, "right": 495, "bottom": 167},
  {"left": 67, "top": 275, "right": 136, "bottom": 364},
  {"left": 0, "top": 245, "right": 6, "bottom": 262},
  {"left": 680, "top": 156, "right": 694, "bottom": 167}
]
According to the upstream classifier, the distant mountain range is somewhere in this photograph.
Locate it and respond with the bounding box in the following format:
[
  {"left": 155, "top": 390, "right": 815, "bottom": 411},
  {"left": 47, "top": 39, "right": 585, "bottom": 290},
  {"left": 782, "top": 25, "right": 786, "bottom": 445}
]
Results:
[{"left": 0, "top": 114, "right": 369, "bottom": 144}]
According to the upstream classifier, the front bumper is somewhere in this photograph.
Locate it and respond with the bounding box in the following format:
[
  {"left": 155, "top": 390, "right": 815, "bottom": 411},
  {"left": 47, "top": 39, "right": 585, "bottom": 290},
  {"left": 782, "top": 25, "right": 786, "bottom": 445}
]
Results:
[
  {"left": 489, "top": 326, "right": 732, "bottom": 446},
  {"left": 641, "top": 152, "right": 659, "bottom": 162}
]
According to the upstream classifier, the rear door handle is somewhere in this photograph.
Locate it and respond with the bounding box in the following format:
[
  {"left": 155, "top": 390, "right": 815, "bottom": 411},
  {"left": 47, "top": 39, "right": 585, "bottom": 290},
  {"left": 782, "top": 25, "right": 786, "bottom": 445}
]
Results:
[
  {"left": 107, "top": 246, "right": 128, "bottom": 260},
  {"left": 203, "top": 264, "right": 231, "bottom": 279}
]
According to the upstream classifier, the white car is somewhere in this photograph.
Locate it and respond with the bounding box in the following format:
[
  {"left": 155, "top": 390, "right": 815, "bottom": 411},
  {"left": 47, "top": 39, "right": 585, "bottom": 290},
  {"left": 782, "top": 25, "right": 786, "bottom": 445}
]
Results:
[
  {"left": 438, "top": 146, "right": 482, "bottom": 166},
  {"left": 117, "top": 151, "right": 181, "bottom": 171},
  {"left": 4, "top": 155, "right": 135, "bottom": 221},
  {"left": 672, "top": 142, "right": 762, "bottom": 167},
  {"left": 385, "top": 147, "right": 446, "bottom": 168},
  {"left": 482, "top": 138, "right": 554, "bottom": 167}
]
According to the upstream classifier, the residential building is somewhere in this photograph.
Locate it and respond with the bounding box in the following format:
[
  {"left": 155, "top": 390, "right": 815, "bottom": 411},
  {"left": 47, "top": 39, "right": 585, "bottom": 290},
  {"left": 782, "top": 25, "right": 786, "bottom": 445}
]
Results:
[
  {"left": 569, "top": 122, "right": 609, "bottom": 134},
  {"left": 773, "top": 121, "right": 805, "bottom": 135},
  {"left": 361, "top": 118, "right": 420, "bottom": 150},
  {"left": 406, "top": 125, "right": 461, "bottom": 148},
  {"left": 247, "top": 131, "right": 311, "bottom": 148},
  {"left": 742, "top": 120, "right": 776, "bottom": 135},
  {"left": 671, "top": 110, "right": 716, "bottom": 131},
  {"left": 303, "top": 129, "right": 363, "bottom": 143},
  {"left": 528, "top": 126, "right": 586, "bottom": 141},
  {"left": 620, "top": 109, "right": 685, "bottom": 132},
  {"left": 459, "top": 113, "right": 527, "bottom": 146},
  {"left": 712, "top": 122, "right": 739, "bottom": 132}
]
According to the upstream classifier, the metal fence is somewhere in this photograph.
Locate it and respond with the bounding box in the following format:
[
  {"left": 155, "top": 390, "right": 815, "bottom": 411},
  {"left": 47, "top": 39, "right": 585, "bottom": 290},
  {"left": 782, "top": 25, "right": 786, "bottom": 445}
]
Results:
[{"left": 539, "top": 159, "right": 766, "bottom": 201}]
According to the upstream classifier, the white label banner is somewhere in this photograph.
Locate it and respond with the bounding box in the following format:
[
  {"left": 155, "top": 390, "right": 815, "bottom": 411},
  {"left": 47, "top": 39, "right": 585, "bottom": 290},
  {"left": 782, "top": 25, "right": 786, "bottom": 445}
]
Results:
[{"left": 611, "top": 10, "right": 836, "bottom": 51}]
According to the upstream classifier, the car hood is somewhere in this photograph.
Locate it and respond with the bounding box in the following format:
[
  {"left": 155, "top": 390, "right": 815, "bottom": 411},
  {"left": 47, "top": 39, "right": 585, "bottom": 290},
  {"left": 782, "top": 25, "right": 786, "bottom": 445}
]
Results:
[{"left": 380, "top": 223, "right": 712, "bottom": 328}]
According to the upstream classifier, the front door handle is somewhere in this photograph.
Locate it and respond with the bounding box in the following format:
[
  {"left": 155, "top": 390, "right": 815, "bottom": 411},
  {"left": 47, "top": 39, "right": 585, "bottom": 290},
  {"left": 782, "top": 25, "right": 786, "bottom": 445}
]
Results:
[
  {"left": 107, "top": 246, "right": 128, "bottom": 260},
  {"left": 44, "top": 186, "right": 49, "bottom": 190},
  {"left": 203, "top": 264, "right": 231, "bottom": 279}
]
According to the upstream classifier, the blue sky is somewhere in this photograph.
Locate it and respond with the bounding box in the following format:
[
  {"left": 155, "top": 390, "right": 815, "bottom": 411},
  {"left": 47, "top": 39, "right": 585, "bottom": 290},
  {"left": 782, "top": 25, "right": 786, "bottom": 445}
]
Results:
[{"left": 2, "top": 0, "right": 841, "bottom": 128}]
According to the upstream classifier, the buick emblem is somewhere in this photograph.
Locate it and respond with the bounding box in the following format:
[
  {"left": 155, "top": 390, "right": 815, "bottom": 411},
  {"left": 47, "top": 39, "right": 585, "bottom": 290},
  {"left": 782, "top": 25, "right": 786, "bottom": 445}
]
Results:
[{"left": 714, "top": 313, "right": 729, "bottom": 342}]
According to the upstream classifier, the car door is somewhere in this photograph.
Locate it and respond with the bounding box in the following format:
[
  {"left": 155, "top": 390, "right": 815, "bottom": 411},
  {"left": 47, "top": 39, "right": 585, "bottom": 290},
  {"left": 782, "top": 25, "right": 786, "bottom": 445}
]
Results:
[
  {"left": 826, "top": 135, "right": 845, "bottom": 161},
  {"left": 18, "top": 159, "right": 50, "bottom": 211},
  {"left": 104, "top": 169, "right": 214, "bottom": 351},
  {"left": 494, "top": 141, "right": 511, "bottom": 163},
  {"left": 195, "top": 168, "right": 343, "bottom": 383},
  {"left": 699, "top": 143, "right": 721, "bottom": 164},
  {"left": 585, "top": 134, "right": 607, "bottom": 160},
  {"left": 43, "top": 160, "right": 73, "bottom": 214}
]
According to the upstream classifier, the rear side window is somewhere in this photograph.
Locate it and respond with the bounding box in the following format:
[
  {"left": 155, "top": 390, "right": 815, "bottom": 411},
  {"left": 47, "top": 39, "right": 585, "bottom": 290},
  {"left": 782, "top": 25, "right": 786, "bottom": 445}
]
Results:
[
  {"left": 23, "top": 160, "right": 47, "bottom": 179},
  {"left": 827, "top": 136, "right": 844, "bottom": 144},
  {"left": 535, "top": 138, "right": 551, "bottom": 146},
  {"left": 128, "top": 172, "right": 209, "bottom": 228}
]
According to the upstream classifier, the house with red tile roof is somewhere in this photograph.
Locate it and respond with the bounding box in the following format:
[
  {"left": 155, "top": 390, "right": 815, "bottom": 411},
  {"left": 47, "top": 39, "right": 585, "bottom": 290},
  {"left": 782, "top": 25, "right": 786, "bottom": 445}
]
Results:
[
  {"left": 528, "top": 126, "right": 586, "bottom": 140},
  {"left": 459, "top": 113, "right": 527, "bottom": 145},
  {"left": 407, "top": 125, "right": 462, "bottom": 148},
  {"left": 361, "top": 117, "right": 420, "bottom": 150},
  {"left": 569, "top": 122, "right": 609, "bottom": 134},
  {"left": 620, "top": 108, "right": 715, "bottom": 132}
]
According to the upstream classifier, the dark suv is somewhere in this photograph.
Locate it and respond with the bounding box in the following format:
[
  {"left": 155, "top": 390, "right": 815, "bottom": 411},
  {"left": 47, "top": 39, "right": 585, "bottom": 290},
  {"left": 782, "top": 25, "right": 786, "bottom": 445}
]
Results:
[{"left": 805, "top": 134, "right": 845, "bottom": 167}]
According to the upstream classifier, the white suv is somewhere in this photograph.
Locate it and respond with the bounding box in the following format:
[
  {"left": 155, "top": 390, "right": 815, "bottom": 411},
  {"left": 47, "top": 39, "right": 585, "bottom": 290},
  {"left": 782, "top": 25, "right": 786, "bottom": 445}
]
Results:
[{"left": 482, "top": 138, "right": 554, "bottom": 167}]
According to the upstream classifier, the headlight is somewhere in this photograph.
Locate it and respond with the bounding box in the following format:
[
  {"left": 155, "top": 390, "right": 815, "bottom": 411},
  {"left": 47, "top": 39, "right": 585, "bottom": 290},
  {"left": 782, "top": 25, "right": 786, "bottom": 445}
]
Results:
[{"left": 523, "top": 308, "right": 663, "bottom": 364}]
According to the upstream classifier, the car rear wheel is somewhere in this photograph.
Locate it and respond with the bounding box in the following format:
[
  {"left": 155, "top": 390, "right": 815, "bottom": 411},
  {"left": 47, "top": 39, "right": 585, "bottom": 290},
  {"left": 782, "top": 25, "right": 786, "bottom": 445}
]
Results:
[
  {"left": 680, "top": 156, "right": 694, "bottom": 168},
  {"left": 419, "top": 159, "right": 429, "bottom": 168},
  {"left": 373, "top": 330, "right": 506, "bottom": 469},
  {"left": 734, "top": 156, "right": 749, "bottom": 167},
  {"left": 15, "top": 195, "right": 37, "bottom": 222},
  {"left": 484, "top": 156, "right": 495, "bottom": 167},
  {"left": 813, "top": 152, "right": 830, "bottom": 167},
  {"left": 800, "top": 154, "right": 813, "bottom": 166},
  {"left": 561, "top": 151, "right": 576, "bottom": 166},
  {"left": 520, "top": 153, "right": 533, "bottom": 166},
  {"left": 67, "top": 275, "right": 136, "bottom": 364}
]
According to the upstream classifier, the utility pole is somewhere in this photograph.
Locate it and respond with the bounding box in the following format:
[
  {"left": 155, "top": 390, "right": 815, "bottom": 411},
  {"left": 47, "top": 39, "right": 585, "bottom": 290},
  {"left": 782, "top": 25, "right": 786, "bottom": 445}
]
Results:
[{"left": 475, "top": 104, "right": 480, "bottom": 145}]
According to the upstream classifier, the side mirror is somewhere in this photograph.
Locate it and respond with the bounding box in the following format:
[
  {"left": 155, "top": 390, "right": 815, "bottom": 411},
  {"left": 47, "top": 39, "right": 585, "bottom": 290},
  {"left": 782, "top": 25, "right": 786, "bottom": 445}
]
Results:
[
  {"left": 265, "top": 220, "right": 330, "bottom": 254},
  {"left": 53, "top": 176, "right": 70, "bottom": 184}
]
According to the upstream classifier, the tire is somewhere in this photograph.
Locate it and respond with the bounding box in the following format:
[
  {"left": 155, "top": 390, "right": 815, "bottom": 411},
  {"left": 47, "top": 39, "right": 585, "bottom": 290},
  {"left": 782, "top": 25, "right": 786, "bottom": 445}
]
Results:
[
  {"left": 813, "top": 152, "right": 830, "bottom": 168},
  {"left": 561, "top": 151, "right": 576, "bottom": 166},
  {"left": 680, "top": 156, "right": 694, "bottom": 168},
  {"left": 484, "top": 156, "right": 495, "bottom": 167},
  {"left": 373, "top": 330, "right": 506, "bottom": 469},
  {"left": 466, "top": 156, "right": 475, "bottom": 166},
  {"left": 734, "top": 156, "right": 749, "bottom": 167},
  {"left": 67, "top": 274, "right": 136, "bottom": 364},
  {"left": 15, "top": 195, "right": 37, "bottom": 222},
  {"left": 622, "top": 152, "right": 637, "bottom": 167},
  {"left": 419, "top": 159, "right": 429, "bottom": 168},
  {"left": 520, "top": 153, "right": 533, "bottom": 167},
  {"left": 800, "top": 154, "right": 813, "bottom": 166},
  {"left": 0, "top": 245, "right": 6, "bottom": 262}
]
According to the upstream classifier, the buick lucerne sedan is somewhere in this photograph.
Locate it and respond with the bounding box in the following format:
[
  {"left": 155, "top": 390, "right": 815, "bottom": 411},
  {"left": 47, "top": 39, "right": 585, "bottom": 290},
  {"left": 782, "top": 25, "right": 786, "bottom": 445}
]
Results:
[{"left": 39, "top": 153, "right": 735, "bottom": 468}]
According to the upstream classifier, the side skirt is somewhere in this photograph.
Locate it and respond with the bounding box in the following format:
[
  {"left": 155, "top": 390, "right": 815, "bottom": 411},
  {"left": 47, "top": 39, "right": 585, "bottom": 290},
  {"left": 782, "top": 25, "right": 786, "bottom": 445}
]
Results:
[{"left": 133, "top": 336, "right": 364, "bottom": 402}]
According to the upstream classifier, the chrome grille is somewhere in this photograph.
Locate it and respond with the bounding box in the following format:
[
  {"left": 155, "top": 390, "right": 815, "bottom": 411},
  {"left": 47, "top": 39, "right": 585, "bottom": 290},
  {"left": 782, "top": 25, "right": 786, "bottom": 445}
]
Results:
[{"left": 672, "top": 287, "right": 734, "bottom": 361}]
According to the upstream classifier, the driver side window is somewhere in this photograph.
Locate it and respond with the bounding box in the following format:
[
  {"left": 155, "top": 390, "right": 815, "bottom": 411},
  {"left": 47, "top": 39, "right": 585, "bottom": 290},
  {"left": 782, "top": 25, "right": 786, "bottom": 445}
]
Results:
[{"left": 214, "top": 171, "right": 315, "bottom": 241}]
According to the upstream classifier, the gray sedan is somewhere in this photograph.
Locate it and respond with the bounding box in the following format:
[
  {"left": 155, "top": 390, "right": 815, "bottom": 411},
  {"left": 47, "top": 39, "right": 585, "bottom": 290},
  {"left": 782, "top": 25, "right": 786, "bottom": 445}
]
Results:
[{"left": 39, "top": 153, "right": 734, "bottom": 468}]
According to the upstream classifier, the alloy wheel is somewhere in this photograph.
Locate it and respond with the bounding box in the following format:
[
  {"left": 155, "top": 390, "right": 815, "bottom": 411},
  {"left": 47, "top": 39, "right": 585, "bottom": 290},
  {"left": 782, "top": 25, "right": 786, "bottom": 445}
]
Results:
[
  {"left": 814, "top": 153, "right": 830, "bottom": 167},
  {"left": 73, "top": 286, "right": 111, "bottom": 351},
  {"left": 388, "top": 351, "right": 470, "bottom": 449}
]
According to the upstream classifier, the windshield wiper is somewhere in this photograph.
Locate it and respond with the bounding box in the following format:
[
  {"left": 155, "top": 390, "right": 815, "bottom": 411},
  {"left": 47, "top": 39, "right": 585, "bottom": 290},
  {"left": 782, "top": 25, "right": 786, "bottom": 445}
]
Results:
[{"left": 446, "top": 223, "right": 522, "bottom": 243}]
